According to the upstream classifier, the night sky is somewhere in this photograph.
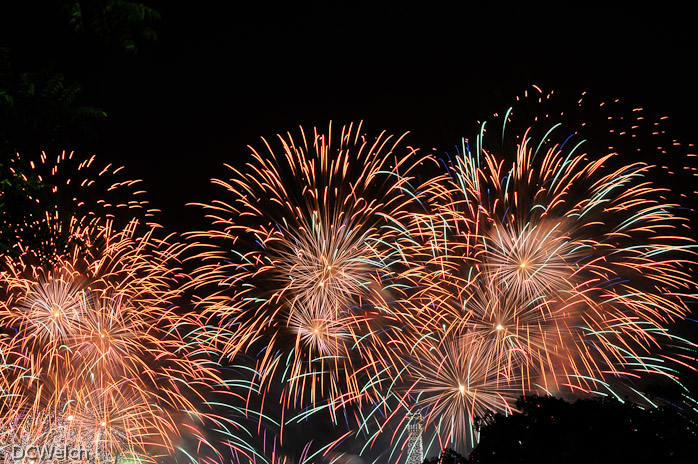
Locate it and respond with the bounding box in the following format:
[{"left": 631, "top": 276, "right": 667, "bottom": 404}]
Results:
[
  {"left": 2, "top": 4, "right": 698, "bottom": 463},
  {"left": 3, "top": 4, "right": 697, "bottom": 231}
]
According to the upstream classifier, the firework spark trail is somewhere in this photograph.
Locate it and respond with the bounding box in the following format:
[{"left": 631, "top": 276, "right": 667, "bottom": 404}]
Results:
[
  {"left": 1, "top": 150, "right": 158, "bottom": 265},
  {"left": 187, "top": 121, "right": 434, "bottom": 425}
]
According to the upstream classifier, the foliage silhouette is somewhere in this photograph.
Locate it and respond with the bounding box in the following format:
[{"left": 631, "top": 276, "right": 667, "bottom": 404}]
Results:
[
  {"left": 468, "top": 395, "right": 698, "bottom": 464},
  {"left": 59, "top": 0, "right": 160, "bottom": 54},
  {"left": 423, "top": 448, "right": 468, "bottom": 464}
]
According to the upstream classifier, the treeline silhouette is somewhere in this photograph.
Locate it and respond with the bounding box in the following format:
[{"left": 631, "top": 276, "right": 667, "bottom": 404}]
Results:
[{"left": 422, "top": 395, "right": 698, "bottom": 464}]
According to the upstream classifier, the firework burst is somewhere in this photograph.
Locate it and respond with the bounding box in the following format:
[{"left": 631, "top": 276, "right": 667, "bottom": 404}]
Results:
[
  {"left": 2, "top": 88, "right": 697, "bottom": 463},
  {"left": 0, "top": 218, "right": 226, "bottom": 462},
  {"left": 188, "top": 122, "right": 431, "bottom": 417},
  {"left": 353, "top": 88, "right": 698, "bottom": 462},
  {"left": 408, "top": 333, "right": 518, "bottom": 452}
]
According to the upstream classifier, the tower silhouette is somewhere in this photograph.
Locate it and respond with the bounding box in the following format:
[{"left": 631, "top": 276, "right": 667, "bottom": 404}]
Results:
[{"left": 406, "top": 412, "right": 424, "bottom": 464}]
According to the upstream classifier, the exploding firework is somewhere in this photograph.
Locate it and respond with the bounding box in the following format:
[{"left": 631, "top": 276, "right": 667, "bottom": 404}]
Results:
[
  {"left": 352, "top": 331, "right": 519, "bottom": 461},
  {"left": 0, "top": 219, "right": 226, "bottom": 462},
  {"left": 0, "top": 371, "right": 130, "bottom": 464},
  {"left": 352, "top": 88, "right": 698, "bottom": 461},
  {"left": 188, "top": 121, "right": 432, "bottom": 417},
  {"left": 408, "top": 333, "right": 518, "bottom": 452}
]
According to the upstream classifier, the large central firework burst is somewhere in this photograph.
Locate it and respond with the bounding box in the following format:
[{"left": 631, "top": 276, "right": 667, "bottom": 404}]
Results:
[{"left": 188, "top": 122, "right": 433, "bottom": 422}]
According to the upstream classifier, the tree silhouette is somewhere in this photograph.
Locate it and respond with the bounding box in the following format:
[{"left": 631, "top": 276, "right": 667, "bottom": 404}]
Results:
[
  {"left": 423, "top": 448, "right": 468, "bottom": 464},
  {"left": 0, "top": 47, "right": 106, "bottom": 156},
  {"left": 468, "top": 395, "right": 698, "bottom": 464},
  {"left": 58, "top": 0, "right": 160, "bottom": 54}
]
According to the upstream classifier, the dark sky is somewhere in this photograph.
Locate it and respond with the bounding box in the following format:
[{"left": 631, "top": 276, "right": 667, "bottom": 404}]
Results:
[{"left": 3, "top": 3, "right": 696, "bottom": 231}]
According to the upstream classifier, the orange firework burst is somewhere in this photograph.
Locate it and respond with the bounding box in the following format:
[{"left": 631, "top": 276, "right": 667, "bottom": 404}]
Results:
[
  {"left": 408, "top": 333, "right": 518, "bottom": 452},
  {"left": 187, "top": 122, "right": 433, "bottom": 419},
  {"left": 1, "top": 218, "right": 225, "bottom": 461},
  {"left": 354, "top": 88, "right": 698, "bottom": 461},
  {"left": 1, "top": 150, "right": 226, "bottom": 462}
]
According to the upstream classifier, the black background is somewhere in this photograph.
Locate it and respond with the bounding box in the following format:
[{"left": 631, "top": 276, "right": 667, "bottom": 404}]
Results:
[{"left": 3, "top": 3, "right": 697, "bottom": 231}]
